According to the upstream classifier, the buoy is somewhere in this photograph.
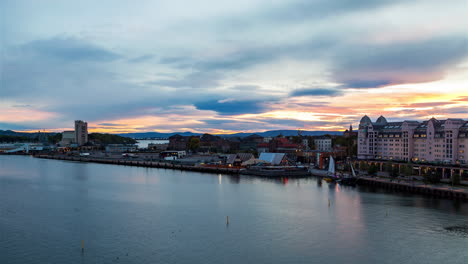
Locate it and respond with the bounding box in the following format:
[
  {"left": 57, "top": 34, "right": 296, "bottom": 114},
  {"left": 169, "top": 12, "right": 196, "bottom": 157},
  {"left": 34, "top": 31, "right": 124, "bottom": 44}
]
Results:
[{"left": 226, "top": 216, "right": 229, "bottom": 225}]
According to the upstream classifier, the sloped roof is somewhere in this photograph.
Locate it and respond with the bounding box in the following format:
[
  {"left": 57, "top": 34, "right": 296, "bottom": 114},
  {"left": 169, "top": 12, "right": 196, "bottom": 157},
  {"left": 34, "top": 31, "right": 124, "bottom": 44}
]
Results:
[
  {"left": 259, "top": 152, "right": 286, "bottom": 165},
  {"left": 375, "top": 115, "right": 388, "bottom": 125},
  {"left": 360, "top": 115, "right": 372, "bottom": 124}
]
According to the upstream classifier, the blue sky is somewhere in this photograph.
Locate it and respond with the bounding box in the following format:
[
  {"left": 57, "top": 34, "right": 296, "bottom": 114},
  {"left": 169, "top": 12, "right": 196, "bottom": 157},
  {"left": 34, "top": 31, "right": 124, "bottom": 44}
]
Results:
[{"left": 1, "top": 0, "right": 467, "bottom": 133}]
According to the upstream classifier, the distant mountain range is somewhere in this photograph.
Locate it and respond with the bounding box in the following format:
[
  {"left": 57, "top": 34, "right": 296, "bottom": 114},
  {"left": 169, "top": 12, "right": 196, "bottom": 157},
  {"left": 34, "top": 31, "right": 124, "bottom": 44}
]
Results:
[
  {"left": 1, "top": 129, "right": 344, "bottom": 139},
  {"left": 117, "top": 130, "right": 343, "bottom": 139}
]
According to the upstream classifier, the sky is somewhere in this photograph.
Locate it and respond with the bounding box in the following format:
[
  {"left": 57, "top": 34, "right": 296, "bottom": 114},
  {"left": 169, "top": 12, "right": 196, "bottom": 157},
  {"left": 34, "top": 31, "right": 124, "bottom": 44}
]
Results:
[{"left": 1, "top": 0, "right": 467, "bottom": 134}]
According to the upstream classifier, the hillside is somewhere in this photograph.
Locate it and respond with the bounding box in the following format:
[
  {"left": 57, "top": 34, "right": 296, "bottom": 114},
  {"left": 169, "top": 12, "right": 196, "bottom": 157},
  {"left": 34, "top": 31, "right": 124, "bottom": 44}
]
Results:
[{"left": 117, "top": 130, "right": 343, "bottom": 139}]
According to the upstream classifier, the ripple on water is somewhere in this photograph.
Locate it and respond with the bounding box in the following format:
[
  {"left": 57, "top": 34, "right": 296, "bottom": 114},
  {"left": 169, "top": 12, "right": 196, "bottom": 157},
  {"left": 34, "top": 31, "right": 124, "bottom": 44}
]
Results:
[{"left": 444, "top": 225, "right": 468, "bottom": 237}]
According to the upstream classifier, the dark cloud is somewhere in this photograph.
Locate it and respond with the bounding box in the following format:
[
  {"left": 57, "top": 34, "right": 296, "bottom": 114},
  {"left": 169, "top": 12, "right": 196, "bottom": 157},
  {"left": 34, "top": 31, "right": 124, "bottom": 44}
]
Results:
[
  {"left": 98, "top": 123, "right": 126, "bottom": 127},
  {"left": 344, "top": 80, "right": 391, "bottom": 89},
  {"left": 290, "top": 88, "right": 343, "bottom": 97},
  {"left": 194, "top": 100, "right": 268, "bottom": 115},
  {"left": 0, "top": 122, "right": 35, "bottom": 130},
  {"left": 127, "top": 54, "right": 154, "bottom": 63},
  {"left": 22, "top": 37, "right": 120, "bottom": 62},
  {"left": 334, "top": 36, "right": 468, "bottom": 86},
  {"left": 441, "top": 106, "right": 468, "bottom": 115}
]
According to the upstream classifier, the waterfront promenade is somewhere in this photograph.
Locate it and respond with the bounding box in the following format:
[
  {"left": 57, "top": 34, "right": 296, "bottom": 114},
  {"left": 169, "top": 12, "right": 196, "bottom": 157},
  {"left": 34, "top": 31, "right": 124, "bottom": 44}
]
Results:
[
  {"left": 34, "top": 154, "right": 240, "bottom": 175},
  {"left": 358, "top": 176, "right": 468, "bottom": 200}
]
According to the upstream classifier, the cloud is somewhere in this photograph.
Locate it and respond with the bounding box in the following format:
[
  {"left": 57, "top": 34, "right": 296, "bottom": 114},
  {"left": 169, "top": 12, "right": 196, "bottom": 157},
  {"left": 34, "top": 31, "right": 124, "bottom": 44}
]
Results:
[
  {"left": 344, "top": 80, "right": 391, "bottom": 89},
  {"left": 228, "top": 85, "right": 262, "bottom": 91},
  {"left": 149, "top": 71, "right": 223, "bottom": 89},
  {"left": 11, "top": 104, "right": 32, "bottom": 108},
  {"left": 194, "top": 100, "right": 268, "bottom": 115},
  {"left": 22, "top": 36, "right": 120, "bottom": 62},
  {"left": 0, "top": 122, "right": 34, "bottom": 131},
  {"left": 290, "top": 88, "right": 343, "bottom": 97},
  {"left": 127, "top": 54, "right": 154, "bottom": 63},
  {"left": 2, "top": 1, "right": 467, "bottom": 132},
  {"left": 263, "top": 0, "right": 403, "bottom": 23},
  {"left": 334, "top": 36, "right": 468, "bottom": 86},
  {"left": 443, "top": 106, "right": 468, "bottom": 114},
  {"left": 98, "top": 123, "right": 126, "bottom": 127},
  {"left": 453, "top": 96, "right": 468, "bottom": 102},
  {"left": 404, "top": 102, "right": 452, "bottom": 108}
]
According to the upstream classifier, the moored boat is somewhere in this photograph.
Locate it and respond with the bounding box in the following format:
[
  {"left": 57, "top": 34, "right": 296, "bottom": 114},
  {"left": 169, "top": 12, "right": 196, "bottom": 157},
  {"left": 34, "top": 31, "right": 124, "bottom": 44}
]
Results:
[{"left": 240, "top": 165, "right": 310, "bottom": 177}]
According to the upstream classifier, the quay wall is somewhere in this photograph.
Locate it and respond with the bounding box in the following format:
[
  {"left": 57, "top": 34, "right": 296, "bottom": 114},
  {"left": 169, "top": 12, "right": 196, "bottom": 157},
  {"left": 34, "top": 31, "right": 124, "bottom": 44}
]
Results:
[
  {"left": 29, "top": 154, "right": 468, "bottom": 201},
  {"left": 357, "top": 177, "right": 468, "bottom": 201},
  {"left": 33, "top": 155, "right": 240, "bottom": 175}
]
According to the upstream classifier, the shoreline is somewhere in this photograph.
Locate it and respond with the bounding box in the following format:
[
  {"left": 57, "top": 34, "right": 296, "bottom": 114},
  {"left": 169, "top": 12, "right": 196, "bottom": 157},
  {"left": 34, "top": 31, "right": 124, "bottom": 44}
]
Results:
[
  {"left": 33, "top": 154, "right": 241, "bottom": 175},
  {"left": 5, "top": 154, "right": 468, "bottom": 201}
]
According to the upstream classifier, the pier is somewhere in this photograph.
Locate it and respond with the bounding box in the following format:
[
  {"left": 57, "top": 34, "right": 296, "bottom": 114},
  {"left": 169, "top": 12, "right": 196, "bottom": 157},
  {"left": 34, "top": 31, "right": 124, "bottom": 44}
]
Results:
[
  {"left": 357, "top": 177, "right": 468, "bottom": 200},
  {"left": 34, "top": 154, "right": 241, "bottom": 175}
]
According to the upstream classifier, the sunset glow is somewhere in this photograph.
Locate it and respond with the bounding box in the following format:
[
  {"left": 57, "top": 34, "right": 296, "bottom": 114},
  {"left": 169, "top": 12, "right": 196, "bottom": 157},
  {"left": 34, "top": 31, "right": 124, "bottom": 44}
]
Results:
[{"left": 1, "top": 0, "right": 467, "bottom": 133}]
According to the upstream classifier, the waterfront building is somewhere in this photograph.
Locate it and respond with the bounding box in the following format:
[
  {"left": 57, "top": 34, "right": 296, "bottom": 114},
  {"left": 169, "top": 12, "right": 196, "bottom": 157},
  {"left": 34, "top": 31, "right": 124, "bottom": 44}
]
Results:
[
  {"left": 159, "top": 150, "right": 187, "bottom": 159},
  {"left": 148, "top": 143, "right": 169, "bottom": 151},
  {"left": 105, "top": 144, "right": 138, "bottom": 153},
  {"left": 74, "top": 120, "right": 88, "bottom": 146},
  {"left": 60, "top": 130, "right": 76, "bottom": 146},
  {"left": 258, "top": 152, "right": 289, "bottom": 165},
  {"left": 343, "top": 124, "right": 358, "bottom": 138},
  {"left": 314, "top": 137, "right": 332, "bottom": 152},
  {"left": 168, "top": 134, "right": 191, "bottom": 151},
  {"left": 239, "top": 134, "right": 264, "bottom": 151},
  {"left": 224, "top": 153, "right": 255, "bottom": 166},
  {"left": 257, "top": 137, "right": 303, "bottom": 153},
  {"left": 358, "top": 115, "right": 468, "bottom": 164}
]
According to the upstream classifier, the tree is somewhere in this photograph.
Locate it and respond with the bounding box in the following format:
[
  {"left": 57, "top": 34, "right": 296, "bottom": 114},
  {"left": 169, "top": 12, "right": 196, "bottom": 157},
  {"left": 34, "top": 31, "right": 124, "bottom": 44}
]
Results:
[
  {"left": 422, "top": 168, "right": 440, "bottom": 184},
  {"left": 88, "top": 133, "right": 136, "bottom": 145},
  {"left": 291, "top": 135, "right": 302, "bottom": 144},
  {"left": 187, "top": 137, "right": 200, "bottom": 152},
  {"left": 401, "top": 164, "right": 413, "bottom": 177},
  {"left": 307, "top": 136, "right": 316, "bottom": 150},
  {"left": 47, "top": 133, "right": 62, "bottom": 144},
  {"left": 367, "top": 164, "right": 379, "bottom": 175}
]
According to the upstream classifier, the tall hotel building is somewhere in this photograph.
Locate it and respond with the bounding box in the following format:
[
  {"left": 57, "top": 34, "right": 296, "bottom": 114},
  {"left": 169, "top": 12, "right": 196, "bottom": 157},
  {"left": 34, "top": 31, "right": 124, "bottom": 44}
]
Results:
[
  {"left": 358, "top": 115, "right": 468, "bottom": 165},
  {"left": 74, "top": 120, "right": 88, "bottom": 146}
]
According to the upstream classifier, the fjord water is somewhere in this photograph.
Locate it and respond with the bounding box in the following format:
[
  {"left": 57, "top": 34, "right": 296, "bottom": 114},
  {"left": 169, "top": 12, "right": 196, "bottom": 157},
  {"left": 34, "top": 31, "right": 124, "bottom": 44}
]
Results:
[{"left": 1, "top": 156, "right": 467, "bottom": 264}]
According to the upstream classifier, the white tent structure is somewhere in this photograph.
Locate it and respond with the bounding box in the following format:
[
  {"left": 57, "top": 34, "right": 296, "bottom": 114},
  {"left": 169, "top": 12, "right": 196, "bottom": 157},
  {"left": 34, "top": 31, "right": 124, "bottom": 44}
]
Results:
[{"left": 258, "top": 153, "right": 286, "bottom": 165}]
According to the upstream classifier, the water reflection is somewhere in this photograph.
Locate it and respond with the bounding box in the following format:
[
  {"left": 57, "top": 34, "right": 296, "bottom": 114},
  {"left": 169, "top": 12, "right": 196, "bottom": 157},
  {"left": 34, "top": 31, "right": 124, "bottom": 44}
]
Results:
[{"left": 1, "top": 155, "right": 468, "bottom": 264}]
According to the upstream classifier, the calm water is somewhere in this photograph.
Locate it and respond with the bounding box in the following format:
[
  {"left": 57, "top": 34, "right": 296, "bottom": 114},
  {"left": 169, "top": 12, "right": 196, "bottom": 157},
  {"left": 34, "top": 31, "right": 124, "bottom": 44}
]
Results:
[{"left": 1, "top": 156, "right": 467, "bottom": 264}]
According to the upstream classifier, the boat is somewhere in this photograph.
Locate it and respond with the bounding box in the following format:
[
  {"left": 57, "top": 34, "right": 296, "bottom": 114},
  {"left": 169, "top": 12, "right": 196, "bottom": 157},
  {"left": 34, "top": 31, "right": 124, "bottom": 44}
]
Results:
[
  {"left": 339, "top": 160, "right": 358, "bottom": 186},
  {"left": 240, "top": 165, "right": 310, "bottom": 177},
  {"left": 323, "top": 156, "right": 339, "bottom": 183}
]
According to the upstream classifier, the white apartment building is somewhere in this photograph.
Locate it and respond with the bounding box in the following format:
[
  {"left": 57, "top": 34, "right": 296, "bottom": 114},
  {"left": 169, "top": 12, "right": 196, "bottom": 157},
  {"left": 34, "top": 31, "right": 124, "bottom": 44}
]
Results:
[
  {"left": 358, "top": 115, "right": 468, "bottom": 164},
  {"left": 314, "top": 137, "right": 332, "bottom": 152}
]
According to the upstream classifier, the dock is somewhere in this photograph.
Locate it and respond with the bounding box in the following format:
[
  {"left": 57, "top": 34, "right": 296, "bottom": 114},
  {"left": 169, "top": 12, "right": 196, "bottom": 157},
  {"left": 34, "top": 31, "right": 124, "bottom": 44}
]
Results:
[
  {"left": 34, "top": 155, "right": 241, "bottom": 174},
  {"left": 358, "top": 177, "right": 468, "bottom": 200}
]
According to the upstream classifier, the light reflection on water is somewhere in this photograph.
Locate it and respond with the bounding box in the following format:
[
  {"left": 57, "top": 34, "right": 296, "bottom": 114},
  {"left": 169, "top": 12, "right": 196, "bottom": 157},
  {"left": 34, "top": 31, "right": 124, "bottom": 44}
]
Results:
[{"left": 0, "top": 155, "right": 467, "bottom": 264}]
